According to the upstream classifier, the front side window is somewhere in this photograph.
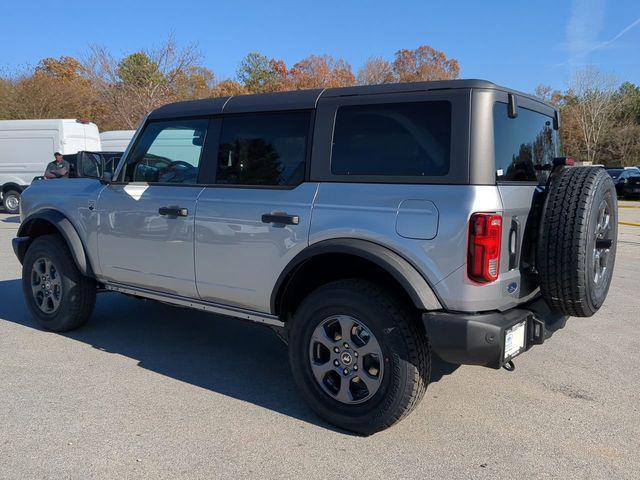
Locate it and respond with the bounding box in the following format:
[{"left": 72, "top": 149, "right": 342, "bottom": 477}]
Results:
[
  {"left": 493, "top": 103, "right": 558, "bottom": 183},
  {"left": 331, "top": 101, "right": 452, "bottom": 177},
  {"left": 216, "top": 111, "right": 311, "bottom": 186},
  {"left": 125, "top": 119, "right": 208, "bottom": 184}
]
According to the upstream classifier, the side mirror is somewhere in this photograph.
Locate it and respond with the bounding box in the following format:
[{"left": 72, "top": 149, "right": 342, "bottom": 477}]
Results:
[{"left": 101, "top": 171, "right": 113, "bottom": 183}]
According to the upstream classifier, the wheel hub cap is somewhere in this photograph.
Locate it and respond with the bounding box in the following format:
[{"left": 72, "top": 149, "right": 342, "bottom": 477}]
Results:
[
  {"left": 5, "top": 195, "right": 18, "bottom": 210},
  {"left": 309, "top": 315, "right": 384, "bottom": 405},
  {"left": 340, "top": 352, "right": 353, "bottom": 365},
  {"left": 592, "top": 198, "right": 613, "bottom": 288},
  {"left": 30, "top": 256, "right": 62, "bottom": 313}
]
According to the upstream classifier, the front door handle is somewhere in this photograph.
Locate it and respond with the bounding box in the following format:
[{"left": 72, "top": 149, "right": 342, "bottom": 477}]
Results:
[
  {"left": 159, "top": 206, "right": 189, "bottom": 217},
  {"left": 261, "top": 212, "right": 300, "bottom": 225}
]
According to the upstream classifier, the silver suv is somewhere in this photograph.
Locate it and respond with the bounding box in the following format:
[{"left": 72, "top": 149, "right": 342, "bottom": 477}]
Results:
[{"left": 13, "top": 80, "right": 618, "bottom": 434}]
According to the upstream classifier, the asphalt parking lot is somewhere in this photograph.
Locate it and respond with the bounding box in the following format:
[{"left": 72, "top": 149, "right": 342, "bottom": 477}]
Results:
[{"left": 1, "top": 203, "right": 639, "bottom": 480}]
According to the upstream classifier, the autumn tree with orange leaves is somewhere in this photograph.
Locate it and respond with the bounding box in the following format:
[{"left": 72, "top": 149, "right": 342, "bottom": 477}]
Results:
[
  {"left": 357, "top": 46, "right": 460, "bottom": 85},
  {"left": 393, "top": 45, "right": 460, "bottom": 83}
]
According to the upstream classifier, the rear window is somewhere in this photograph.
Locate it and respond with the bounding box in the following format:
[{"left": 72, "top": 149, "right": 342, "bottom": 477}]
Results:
[
  {"left": 493, "top": 103, "right": 558, "bottom": 183},
  {"left": 606, "top": 169, "right": 623, "bottom": 179},
  {"left": 331, "top": 101, "right": 451, "bottom": 177}
]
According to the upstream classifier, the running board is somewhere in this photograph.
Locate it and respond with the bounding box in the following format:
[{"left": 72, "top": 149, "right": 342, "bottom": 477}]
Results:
[{"left": 104, "top": 283, "right": 285, "bottom": 328}]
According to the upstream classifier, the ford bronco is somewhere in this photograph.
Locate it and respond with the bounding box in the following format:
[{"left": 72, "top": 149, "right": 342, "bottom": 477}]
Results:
[{"left": 12, "top": 80, "right": 618, "bottom": 434}]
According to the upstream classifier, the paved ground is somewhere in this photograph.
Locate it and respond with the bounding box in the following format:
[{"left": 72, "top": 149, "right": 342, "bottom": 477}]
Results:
[{"left": 0, "top": 203, "right": 639, "bottom": 480}]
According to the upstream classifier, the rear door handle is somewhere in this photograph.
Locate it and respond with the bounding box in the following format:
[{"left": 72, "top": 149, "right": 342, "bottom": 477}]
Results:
[
  {"left": 159, "top": 206, "right": 189, "bottom": 217},
  {"left": 261, "top": 212, "right": 299, "bottom": 225}
]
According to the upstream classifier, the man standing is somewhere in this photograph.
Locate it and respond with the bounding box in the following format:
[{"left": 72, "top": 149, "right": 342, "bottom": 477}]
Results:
[{"left": 44, "top": 152, "right": 70, "bottom": 179}]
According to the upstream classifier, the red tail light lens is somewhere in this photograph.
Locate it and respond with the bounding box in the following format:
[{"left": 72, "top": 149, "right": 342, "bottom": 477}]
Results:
[{"left": 468, "top": 213, "right": 502, "bottom": 283}]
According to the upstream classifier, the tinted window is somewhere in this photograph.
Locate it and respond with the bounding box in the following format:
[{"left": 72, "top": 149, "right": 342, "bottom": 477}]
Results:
[
  {"left": 331, "top": 101, "right": 451, "bottom": 177},
  {"left": 606, "top": 169, "right": 623, "bottom": 179},
  {"left": 62, "top": 154, "right": 78, "bottom": 177},
  {"left": 81, "top": 152, "right": 121, "bottom": 178},
  {"left": 125, "top": 119, "right": 208, "bottom": 184},
  {"left": 82, "top": 153, "right": 101, "bottom": 178},
  {"left": 216, "top": 112, "right": 310, "bottom": 186},
  {"left": 494, "top": 103, "right": 558, "bottom": 182}
]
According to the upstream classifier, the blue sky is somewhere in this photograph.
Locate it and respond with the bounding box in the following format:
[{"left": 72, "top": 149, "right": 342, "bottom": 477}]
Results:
[{"left": 1, "top": 0, "right": 638, "bottom": 93}]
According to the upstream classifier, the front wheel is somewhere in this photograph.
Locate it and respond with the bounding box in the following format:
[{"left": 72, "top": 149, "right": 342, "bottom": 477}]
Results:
[
  {"left": 22, "top": 235, "right": 96, "bottom": 332},
  {"left": 3, "top": 190, "right": 20, "bottom": 214},
  {"left": 288, "top": 279, "right": 430, "bottom": 435}
]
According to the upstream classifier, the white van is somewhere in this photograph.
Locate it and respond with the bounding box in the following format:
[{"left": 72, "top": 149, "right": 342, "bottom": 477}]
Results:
[
  {"left": 99, "top": 130, "right": 135, "bottom": 152},
  {"left": 0, "top": 119, "right": 101, "bottom": 213}
]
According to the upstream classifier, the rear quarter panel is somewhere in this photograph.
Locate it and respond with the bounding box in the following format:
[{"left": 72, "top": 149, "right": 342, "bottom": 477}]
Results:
[{"left": 309, "top": 183, "right": 505, "bottom": 311}]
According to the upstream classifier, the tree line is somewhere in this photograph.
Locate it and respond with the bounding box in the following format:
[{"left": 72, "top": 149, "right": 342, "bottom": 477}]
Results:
[{"left": 0, "top": 38, "right": 637, "bottom": 166}]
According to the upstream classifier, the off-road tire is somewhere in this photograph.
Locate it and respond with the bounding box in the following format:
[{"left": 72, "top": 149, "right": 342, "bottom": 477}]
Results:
[
  {"left": 22, "top": 234, "right": 96, "bottom": 331},
  {"left": 537, "top": 167, "right": 617, "bottom": 317},
  {"left": 2, "top": 189, "right": 20, "bottom": 214},
  {"left": 288, "top": 279, "right": 430, "bottom": 435}
]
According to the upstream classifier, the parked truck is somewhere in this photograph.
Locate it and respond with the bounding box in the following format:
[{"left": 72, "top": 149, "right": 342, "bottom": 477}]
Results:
[
  {"left": 0, "top": 119, "right": 101, "bottom": 213},
  {"left": 99, "top": 130, "right": 135, "bottom": 153}
]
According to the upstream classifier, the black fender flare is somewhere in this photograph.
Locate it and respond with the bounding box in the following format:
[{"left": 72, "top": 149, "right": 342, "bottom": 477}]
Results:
[
  {"left": 271, "top": 238, "right": 442, "bottom": 314},
  {"left": 16, "top": 209, "right": 93, "bottom": 277}
]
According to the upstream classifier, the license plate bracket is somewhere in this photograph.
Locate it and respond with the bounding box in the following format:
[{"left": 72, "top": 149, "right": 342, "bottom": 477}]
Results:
[{"left": 504, "top": 321, "right": 526, "bottom": 361}]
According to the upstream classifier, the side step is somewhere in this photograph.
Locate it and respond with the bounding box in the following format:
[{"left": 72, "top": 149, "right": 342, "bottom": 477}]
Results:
[{"left": 104, "top": 283, "right": 285, "bottom": 328}]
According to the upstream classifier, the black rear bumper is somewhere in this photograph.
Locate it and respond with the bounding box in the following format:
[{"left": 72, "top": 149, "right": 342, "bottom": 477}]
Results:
[{"left": 422, "top": 297, "right": 567, "bottom": 369}]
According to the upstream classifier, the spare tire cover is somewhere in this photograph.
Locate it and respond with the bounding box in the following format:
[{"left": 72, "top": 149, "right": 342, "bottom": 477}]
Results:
[{"left": 537, "top": 167, "right": 618, "bottom": 317}]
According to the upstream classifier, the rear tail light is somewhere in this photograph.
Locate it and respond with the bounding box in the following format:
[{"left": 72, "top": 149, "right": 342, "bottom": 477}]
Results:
[{"left": 468, "top": 213, "right": 502, "bottom": 283}]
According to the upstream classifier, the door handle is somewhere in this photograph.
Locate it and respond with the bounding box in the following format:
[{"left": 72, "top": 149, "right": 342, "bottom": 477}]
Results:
[
  {"left": 159, "top": 206, "right": 189, "bottom": 217},
  {"left": 261, "top": 212, "right": 300, "bottom": 225}
]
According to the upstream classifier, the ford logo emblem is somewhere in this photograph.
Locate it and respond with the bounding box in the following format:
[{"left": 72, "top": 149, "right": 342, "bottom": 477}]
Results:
[{"left": 507, "top": 282, "right": 518, "bottom": 294}]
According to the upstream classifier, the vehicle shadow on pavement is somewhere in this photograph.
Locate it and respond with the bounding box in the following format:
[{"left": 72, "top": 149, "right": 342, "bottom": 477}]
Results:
[{"left": 0, "top": 278, "right": 459, "bottom": 432}]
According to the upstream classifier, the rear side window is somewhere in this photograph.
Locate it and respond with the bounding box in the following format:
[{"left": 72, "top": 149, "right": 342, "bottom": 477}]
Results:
[
  {"left": 331, "top": 101, "right": 451, "bottom": 177},
  {"left": 216, "top": 111, "right": 311, "bottom": 186},
  {"left": 493, "top": 103, "right": 558, "bottom": 182}
]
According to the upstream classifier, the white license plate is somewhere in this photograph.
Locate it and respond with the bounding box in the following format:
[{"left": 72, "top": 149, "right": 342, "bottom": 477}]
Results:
[{"left": 504, "top": 321, "right": 526, "bottom": 360}]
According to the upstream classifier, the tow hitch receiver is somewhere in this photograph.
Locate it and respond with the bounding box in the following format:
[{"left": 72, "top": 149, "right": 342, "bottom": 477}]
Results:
[{"left": 528, "top": 316, "right": 545, "bottom": 345}]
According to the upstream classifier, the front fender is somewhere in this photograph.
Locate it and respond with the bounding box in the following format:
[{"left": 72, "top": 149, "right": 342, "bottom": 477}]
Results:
[{"left": 17, "top": 209, "right": 93, "bottom": 277}]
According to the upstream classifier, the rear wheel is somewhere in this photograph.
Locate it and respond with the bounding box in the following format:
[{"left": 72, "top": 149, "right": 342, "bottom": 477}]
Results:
[
  {"left": 537, "top": 167, "right": 618, "bottom": 317},
  {"left": 3, "top": 190, "right": 20, "bottom": 214},
  {"left": 288, "top": 279, "right": 430, "bottom": 435},
  {"left": 22, "top": 235, "right": 96, "bottom": 331}
]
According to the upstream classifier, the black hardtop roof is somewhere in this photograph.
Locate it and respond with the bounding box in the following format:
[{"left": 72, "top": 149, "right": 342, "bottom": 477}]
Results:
[{"left": 147, "top": 79, "right": 553, "bottom": 119}]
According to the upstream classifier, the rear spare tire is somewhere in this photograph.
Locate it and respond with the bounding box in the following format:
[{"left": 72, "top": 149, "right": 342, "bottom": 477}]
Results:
[{"left": 537, "top": 167, "right": 617, "bottom": 317}]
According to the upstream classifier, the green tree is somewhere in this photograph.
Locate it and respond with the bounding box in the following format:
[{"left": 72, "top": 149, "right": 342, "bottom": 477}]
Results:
[
  {"left": 117, "top": 52, "right": 164, "bottom": 89},
  {"left": 236, "top": 52, "right": 283, "bottom": 93}
]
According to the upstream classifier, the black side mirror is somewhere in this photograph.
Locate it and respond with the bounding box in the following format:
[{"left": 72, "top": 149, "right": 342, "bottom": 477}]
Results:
[
  {"left": 508, "top": 93, "right": 518, "bottom": 118},
  {"left": 101, "top": 171, "right": 113, "bottom": 183}
]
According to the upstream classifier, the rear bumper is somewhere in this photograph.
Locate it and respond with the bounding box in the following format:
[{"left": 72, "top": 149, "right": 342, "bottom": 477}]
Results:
[{"left": 422, "top": 297, "right": 567, "bottom": 369}]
